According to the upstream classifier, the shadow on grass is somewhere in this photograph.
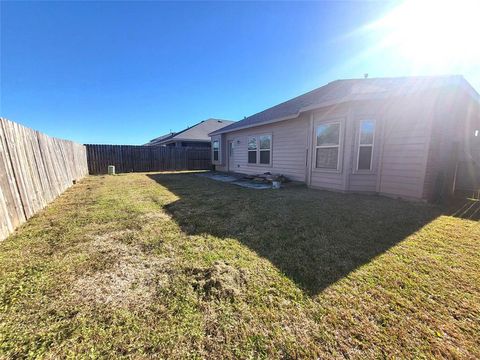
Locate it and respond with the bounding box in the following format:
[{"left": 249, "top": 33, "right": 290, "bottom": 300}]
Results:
[
  {"left": 147, "top": 172, "right": 442, "bottom": 296},
  {"left": 447, "top": 197, "right": 480, "bottom": 220}
]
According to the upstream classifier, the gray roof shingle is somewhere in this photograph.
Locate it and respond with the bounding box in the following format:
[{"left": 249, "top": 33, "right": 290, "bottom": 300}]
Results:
[
  {"left": 211, "top": 75, "right": 477, "bottom": 135},
  {"left": 146, "top": 118, "right": 235, "bottom": 146}
]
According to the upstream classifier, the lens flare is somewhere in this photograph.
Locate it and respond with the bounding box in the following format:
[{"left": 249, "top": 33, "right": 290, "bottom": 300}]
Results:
[{"left": 368, "top": 0, "right": 480, "bottom": 71}]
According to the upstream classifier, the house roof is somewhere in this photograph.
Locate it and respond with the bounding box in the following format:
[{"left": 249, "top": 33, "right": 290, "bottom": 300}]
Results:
[
  {"left": 146, "top": 118, "right": 235, "bottom": 146},
  {"left": 210, "top": 75, "right": 479, "bottom": 136},
  {"left": 148, "top": 132, "right": 176, "bottom": 144}
]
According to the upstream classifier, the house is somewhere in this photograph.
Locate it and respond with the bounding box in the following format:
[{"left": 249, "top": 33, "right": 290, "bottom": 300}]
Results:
[
  {"left": 209, "top": 76, "right": 480, "bottom": 201},
  {"left": 145, "top": 118, "right": 234, "bottom": 147}
]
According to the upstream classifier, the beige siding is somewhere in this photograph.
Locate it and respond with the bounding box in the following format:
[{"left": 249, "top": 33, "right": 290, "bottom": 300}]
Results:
[
  {"left": 310, "top": 172, "right": 345, "bottom": 190},
  {"left": 422, "top": 95, "right": 454, "bottom": 200},
  {"left": 349, "top": 174, "right": 378, "bottom": 192},
  {"left": 213, "top": 91, "right": 475, "bottom": 201},
  {"left": 223, "top": 115, "right": 309, "bottom": 182},
  {"left": 378, "top": 95, "right": 435, "bottom": 199}
]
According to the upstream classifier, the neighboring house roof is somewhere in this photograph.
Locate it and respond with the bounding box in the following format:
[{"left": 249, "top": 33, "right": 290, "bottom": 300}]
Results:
[
  {"left": 210, "top": 75, "right": 479, "bottom": 136},
  {"left": 146, "top": 118, "right": 235, "bottom": 146},
  {"left": 148, "top": 132, "right": 176, "bottom": 144}
]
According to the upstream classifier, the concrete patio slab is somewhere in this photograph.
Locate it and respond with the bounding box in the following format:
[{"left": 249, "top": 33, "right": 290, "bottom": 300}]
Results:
[
  {"left": 196, "top": 172, "right": 272, "bottom": 189},
  {"left": 231, "top": 180, "right": 271, "bottom": 189},
  {"left": 196, "top": 172, "right": 240, "bottom": 182}
]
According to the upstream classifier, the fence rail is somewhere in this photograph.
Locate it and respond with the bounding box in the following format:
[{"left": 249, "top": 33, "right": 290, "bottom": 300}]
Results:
[
  {"left": 85, "top": 144, "right": 211, "bottom": 175},
  {"left": 0, "top": 118, "right": 88, "bottom": 241}
]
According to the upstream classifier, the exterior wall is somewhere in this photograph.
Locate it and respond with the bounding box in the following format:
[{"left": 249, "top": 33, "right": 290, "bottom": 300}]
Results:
[
  {"left": 423, "top": 91, "right": 480, "bottom": 197},
  {"left": 213, "top": 91, "right": 477, "bottom": 201},
  {"left": 457, "top": 99, "right": 480, "bottom": 192},
  {"left": 307, "top": 102, "right": 385, "bottom": 192},
  {"left": 422, "top": 90, "right": 463, "bottom": 200},
  {"left": 222, "top": 115, "right": 309, "bottom": 182},
  {"left": 375, "top": 94, "right": 438, "bottom": 200},
  {"left": 214, "top": 102, "right": 387, "bottom": 191}
]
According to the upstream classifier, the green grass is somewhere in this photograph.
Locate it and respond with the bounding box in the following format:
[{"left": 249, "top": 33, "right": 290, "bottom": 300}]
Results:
[{"left": 0, "top": 172, "right": 479, "bottom": 359}]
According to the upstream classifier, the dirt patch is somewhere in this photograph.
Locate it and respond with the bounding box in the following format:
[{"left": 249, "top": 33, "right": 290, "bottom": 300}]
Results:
[
  {"left": 71, "top": 232, "right": 172, "bottom": 309},
  {"left": 190, "top": 261, "right": 247, "bottom": 300}
]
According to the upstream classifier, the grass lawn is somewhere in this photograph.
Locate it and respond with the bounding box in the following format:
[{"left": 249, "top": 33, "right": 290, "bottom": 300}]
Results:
[{"left": 0, "top": 172, "right": 479, "bottom": 359}]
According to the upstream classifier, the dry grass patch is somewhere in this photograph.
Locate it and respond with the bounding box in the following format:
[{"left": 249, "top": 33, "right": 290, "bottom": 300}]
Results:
[
  {"left": 70, "top": 232, "right": 173, "bottom": 309},
  {"left": 190, "top": 260, "right": 248, "bottom": 300}
]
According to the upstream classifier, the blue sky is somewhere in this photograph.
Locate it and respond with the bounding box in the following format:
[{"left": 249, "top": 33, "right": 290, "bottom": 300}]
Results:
[{"left": 1, "top": 1, "right": 478, "bottom": 145}]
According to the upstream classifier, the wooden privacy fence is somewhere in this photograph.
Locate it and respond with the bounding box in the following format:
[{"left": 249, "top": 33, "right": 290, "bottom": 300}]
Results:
[
  {"left": 85, "top": 144, "right": 211, "bottom": 175},
  {"left": 0, "top": 118, "right": 88, "bottom": 241}
]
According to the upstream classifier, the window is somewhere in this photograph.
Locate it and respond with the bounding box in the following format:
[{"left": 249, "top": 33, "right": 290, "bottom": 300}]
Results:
[
  {"left": 247, "top": 134, "right": 272, "bottom": 165},
  {"left": 357, "top": 120, "right": 375, "bottom": 170},
  {"left": 259, "top": 135, "right": 271, "bottom": 164},
  {"left": 315, "top": 123, "right": 340, "bottom": 169},
  {"left": 212, "top": 140, "right": 219, "bottom": 161},
  {"left": 248, "top": 137, "right": 257, "bottom": 164}
]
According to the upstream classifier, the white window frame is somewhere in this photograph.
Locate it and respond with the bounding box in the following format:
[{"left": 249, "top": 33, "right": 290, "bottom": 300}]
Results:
[
  {"left": 356, "top": 119, "right": 376, "bottom": 172},
  {"left": 247, "top": 136, "right": 257, "bottom": 164},
  {"left": 315, "top": 121, "right": 341, "bottom": 171},
  {"left": 212, "top": 140, "right": 220, "bottom": 162},
  {"left": 247, "top": 134, "right": 272, "bottom": 166}
]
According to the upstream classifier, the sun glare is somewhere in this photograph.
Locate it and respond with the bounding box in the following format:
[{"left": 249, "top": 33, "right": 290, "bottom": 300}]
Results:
[{"left": 369, "top": 0, "right": 480, "bottom": 71}]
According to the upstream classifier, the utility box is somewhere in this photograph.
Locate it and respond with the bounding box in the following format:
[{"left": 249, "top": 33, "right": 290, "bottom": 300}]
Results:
[{"left": 108, "top": 165, "right": 115, "bottom": 175}]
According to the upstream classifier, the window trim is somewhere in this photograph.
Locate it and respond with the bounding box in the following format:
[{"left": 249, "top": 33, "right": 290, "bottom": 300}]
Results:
[
  {"left": 314, "top": 121, "right": 342, "bottom": 171},
  {"left": 212, "top": 139, "right": 220, "bottom": 163},
  {"left": 247, "top": 133, "right": 272, "bottom": 166},
  {"left": 355, "top": 119, "right": 376, "bottom": 172}
]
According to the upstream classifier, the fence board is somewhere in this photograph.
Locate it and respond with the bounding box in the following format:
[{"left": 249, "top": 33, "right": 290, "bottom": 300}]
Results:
[
  {"left": 85, "top": 144, "right": 211, "bottom": 174},
  {"left": 0, "top": 118, "right": 88, "bottom": 241}
]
